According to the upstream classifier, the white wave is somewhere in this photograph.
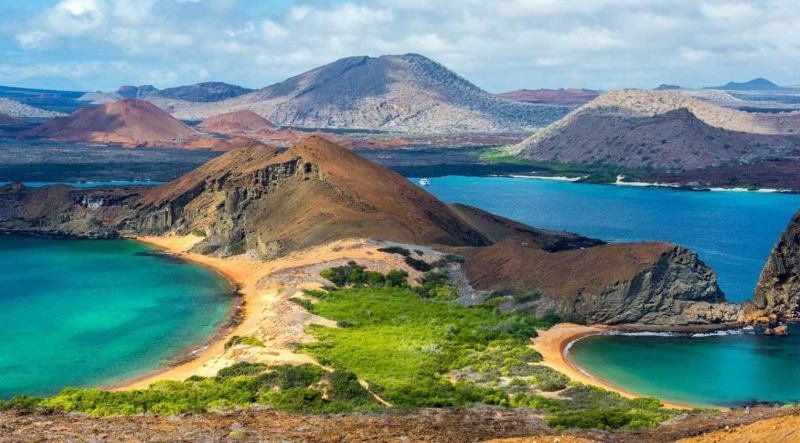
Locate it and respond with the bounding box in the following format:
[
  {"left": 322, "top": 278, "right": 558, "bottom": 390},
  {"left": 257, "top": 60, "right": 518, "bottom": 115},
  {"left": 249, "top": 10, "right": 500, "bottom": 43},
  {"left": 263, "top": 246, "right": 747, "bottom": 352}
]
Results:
[{"left": 604, "top": 326, "right": 755, "bottom": 338}]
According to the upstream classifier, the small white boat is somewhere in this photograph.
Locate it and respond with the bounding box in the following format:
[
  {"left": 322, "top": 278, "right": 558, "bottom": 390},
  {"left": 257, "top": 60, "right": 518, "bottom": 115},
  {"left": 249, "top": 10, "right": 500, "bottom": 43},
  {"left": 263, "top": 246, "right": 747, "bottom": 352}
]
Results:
[{"left": 419, "top": 178, "right": 430, "bottom": 186}]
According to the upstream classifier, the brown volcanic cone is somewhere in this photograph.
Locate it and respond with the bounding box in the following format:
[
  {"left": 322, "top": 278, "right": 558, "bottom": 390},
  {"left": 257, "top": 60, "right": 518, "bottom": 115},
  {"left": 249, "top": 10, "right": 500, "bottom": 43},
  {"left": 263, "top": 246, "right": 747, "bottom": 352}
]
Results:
[
  {"left": 198, "top": 110, "right": 277, "bottom": 134},
  {"left": 134, "top": 136, "right": 499, "bottom": 255},
  {"left": 24, "top": 99, "right": 198, "bottom": 147},
  {"left": 0, "top": 111, "right": 25, "bottom": 125}
]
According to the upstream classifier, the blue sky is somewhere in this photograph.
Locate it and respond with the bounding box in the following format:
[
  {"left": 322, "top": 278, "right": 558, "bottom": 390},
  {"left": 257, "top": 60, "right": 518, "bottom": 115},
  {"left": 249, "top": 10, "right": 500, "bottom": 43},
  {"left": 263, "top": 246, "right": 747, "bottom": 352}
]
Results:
[{"left": 1, "top": 0, "right": 798, "bottom": 92}]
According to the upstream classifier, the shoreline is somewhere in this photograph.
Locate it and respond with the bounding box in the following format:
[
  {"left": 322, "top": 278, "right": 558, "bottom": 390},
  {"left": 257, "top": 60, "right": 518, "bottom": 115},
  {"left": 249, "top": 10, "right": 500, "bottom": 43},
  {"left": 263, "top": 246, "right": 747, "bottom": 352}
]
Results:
[
  {"left": 111, "top": 235, "right": 278, "bottom": 390},
  {"left": 105, "top": 239, "right": 248, "bottom": 391},
  {"left": 109, "top": 236, "right": 418, "bottom": 391},
  {"left": 532, "top": 323, "right": 714, "bottom": 411}
]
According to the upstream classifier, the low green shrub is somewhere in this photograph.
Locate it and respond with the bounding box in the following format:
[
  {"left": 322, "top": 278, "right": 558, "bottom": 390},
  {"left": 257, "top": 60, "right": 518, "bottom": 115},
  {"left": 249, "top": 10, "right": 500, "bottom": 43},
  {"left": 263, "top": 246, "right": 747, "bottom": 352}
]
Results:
[
  {"left": 404, "top": 256, "right": 432, "bottom": 272},
  {"left": 225, "top": 335, "right": 265, "bottom": 349},
  {"left": 257, "top": 364, "right": 325, "bottom": 390},
  {"left": 0, "top": 395, "right": 44, "bottom": 413},
  {"left": 216, "top": 362, "right": 268, "bottom": 379},
  {"left": 377, "top": 246, "right": 410, "bottom": 256}
]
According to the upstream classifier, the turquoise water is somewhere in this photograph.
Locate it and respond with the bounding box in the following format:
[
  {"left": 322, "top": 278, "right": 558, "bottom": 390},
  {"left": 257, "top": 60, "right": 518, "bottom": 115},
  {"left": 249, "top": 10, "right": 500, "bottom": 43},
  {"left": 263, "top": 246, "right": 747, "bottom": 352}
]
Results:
[
  {"left": 570, "top": 326, "right": 800, "bottom": 406},
  {"left": 416, "top": 176, "right": 800, "bottom": 302},
  {"left": 0, "top": 235, "right": 236, "bottom": 398}
]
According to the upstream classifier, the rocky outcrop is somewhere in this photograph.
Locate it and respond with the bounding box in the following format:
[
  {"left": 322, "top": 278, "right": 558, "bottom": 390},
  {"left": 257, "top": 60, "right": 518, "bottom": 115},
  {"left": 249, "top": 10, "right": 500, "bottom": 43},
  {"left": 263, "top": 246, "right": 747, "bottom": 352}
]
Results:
[
  {"left": 464, "top": 238, "right": 742, "bottom": 327},
  {"left": 752, "top": 210, "right": 800, "bottom": 320},
  {"left": 0, "top": 183, "right": 141, "bottom": 238}
]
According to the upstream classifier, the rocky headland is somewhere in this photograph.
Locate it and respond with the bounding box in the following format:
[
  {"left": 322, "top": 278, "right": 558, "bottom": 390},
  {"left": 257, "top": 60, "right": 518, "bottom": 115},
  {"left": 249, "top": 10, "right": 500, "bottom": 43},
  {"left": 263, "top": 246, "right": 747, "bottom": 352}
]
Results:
[{"left": 749, "top": 209, "right": 800, "bottom": 333}]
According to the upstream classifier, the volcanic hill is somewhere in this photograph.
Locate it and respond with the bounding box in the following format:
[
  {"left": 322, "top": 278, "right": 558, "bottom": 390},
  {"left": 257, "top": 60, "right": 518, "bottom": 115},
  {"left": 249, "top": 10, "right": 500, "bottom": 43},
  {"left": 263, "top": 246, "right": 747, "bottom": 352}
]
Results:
[
  {"left": 145, "top": 54, "right": 572, "bottom": 132},
  {"left": 157, "top": 82, "right": 254, "bottom": 102},
  {"left": 198, "top": 110, "right": 277, "bottom": 135},
  {"left": 707, "top": 77, "right": 787, "bottom": 91},
  {"left": 511, "top": 90, "right": 800, "bottom": 170},
  {"left": 24, "top": 99, "right": 200, "bottom": 147}
]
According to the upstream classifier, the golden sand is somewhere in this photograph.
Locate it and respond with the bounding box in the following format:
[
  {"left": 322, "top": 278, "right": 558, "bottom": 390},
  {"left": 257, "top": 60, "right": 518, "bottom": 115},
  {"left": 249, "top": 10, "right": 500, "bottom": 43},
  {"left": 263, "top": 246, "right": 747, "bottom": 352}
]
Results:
[{"left": 531, "top": 323, "right": 700, "bottom": 410}]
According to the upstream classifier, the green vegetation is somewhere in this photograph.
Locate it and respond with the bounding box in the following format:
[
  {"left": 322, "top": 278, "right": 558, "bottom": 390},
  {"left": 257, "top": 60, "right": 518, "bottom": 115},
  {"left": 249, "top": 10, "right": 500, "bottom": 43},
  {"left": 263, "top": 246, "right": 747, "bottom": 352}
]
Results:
[
  {"left": 319, "top": 261, "right": 406, "bottom": 288},
  {"left": 224, "top": 335, "right": 265, "bottom": 349},
  {"left": 1, "top": 363, "right": 378, "bottom": 416}
]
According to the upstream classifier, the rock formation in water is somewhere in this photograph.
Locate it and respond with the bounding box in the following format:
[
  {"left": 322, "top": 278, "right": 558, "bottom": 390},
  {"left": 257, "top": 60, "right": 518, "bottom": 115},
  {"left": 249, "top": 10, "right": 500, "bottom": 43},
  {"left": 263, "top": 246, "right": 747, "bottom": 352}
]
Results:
[
  {"left": 0, "top": 137, "right": 742, "bottom": 328},
  {"left": 753, "top": 210, "right": 800, "bottom": 321}
]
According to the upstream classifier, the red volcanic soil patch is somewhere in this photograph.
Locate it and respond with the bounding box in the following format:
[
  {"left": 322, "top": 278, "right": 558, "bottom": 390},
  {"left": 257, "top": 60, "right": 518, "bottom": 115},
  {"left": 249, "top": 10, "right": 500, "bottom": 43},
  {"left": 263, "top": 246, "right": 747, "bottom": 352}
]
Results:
[
  {"left": 198, "top": 110, "right": 277, "bottom": 134},
  {"left": 497, "top": 88, "right": 599, "bottom": 106},
  {"left": 23, "top": 99, "right": 198, "bottom": 147},
  {"left": 0, "top": 112, "right": 25, "bottom": 126}
]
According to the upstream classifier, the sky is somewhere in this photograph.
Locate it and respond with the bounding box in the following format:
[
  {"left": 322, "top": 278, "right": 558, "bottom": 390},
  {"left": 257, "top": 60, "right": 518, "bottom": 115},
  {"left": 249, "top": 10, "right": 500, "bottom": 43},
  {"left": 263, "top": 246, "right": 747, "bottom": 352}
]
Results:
[{"left": 1, "top": 0, "right": 799, "bottom": 92}]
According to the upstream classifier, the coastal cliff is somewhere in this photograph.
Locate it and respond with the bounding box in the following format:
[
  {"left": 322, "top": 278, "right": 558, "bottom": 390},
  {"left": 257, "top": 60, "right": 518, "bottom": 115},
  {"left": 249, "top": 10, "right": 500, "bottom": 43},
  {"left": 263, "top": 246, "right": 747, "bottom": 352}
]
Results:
[
  {"left": 753, "top": 210, "right": 800, "bottom": 320},
  {"left": 463, "top": 239, "right": 742, "bottom": 327}
]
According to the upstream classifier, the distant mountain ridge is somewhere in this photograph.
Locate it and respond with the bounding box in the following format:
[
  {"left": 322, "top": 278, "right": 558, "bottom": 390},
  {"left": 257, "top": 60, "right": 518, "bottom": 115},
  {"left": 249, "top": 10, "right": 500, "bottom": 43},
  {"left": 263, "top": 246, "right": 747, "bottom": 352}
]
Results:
[
  {"left": 707, "top": 77, "right": 787, "bottom": 91},
  {"left": 144, "top": 54, "right": 572, "bottom": 133},
  {"left": 83, "top": 82, "right": 254, "bottom": 104}
]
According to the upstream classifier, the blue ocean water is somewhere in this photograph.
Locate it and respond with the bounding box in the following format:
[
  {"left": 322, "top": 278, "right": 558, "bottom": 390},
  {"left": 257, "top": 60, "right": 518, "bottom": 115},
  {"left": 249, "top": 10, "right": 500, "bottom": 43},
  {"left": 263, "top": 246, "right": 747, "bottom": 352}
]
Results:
[
  {"left": 0, "top": 235, "right": 236, "bottom": 398},
  {"left": 415, "top": 176, "right": 800, "bottom": 302}
]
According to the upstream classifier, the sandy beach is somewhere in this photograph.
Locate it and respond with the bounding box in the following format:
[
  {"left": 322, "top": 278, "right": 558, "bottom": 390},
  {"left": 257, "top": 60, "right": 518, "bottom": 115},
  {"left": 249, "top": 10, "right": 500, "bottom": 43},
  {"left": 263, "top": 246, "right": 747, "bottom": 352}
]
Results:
[
  {"left": 532, "top": 323, "right": 702, "bottom": 410},
  {"left": 113, "top": 235, "right": 438, "bottom": 390}
]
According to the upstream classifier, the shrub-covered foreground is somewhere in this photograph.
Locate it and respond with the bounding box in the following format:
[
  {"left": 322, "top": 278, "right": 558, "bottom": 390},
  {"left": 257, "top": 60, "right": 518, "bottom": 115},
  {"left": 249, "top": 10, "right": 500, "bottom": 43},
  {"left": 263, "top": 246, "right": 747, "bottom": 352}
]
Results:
[
  {"left": 0, "top": 363, "right": 377, "bottom": 416},
  {"left": 0, "top": 265, "right": 679, "bottom": 431}
]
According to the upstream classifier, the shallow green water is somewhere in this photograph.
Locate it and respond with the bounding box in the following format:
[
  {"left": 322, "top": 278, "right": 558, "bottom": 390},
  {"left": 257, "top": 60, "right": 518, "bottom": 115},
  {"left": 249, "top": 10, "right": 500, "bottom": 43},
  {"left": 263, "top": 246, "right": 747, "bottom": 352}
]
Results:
[
  {"left": 569, "top": 326, "right": 800, "bottom": 407},
  {"left": 0, "top": 235, "right": 236, "bottom": 399}
]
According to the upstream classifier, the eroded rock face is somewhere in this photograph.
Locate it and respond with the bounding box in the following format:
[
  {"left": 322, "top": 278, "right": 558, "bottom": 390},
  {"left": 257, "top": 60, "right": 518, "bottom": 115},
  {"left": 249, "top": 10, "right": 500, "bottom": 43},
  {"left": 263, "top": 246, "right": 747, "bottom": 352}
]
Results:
[
  {"left": 753, "top": 210, "right": 800, "bottom": 320},
  {"left": 464, "top": 240, "right": 742, "bottom": 327}
]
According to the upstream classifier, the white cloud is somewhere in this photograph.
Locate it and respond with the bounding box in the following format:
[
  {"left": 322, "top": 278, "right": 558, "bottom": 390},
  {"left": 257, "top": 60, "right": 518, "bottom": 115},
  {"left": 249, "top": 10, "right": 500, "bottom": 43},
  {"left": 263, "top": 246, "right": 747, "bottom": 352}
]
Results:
[{"left": 6, "top": 0, "right": 800, "bottom": 91}]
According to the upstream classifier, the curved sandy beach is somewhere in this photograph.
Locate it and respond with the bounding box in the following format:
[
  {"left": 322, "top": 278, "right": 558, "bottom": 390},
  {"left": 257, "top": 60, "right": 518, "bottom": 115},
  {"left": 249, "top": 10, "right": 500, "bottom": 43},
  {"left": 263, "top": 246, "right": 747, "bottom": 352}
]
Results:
[
  {"left": 531, "top": 323, "right": 704, "bottom": 411},
  {"left": 112, "top": 235, "right": 436, "bottom": 391}
]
